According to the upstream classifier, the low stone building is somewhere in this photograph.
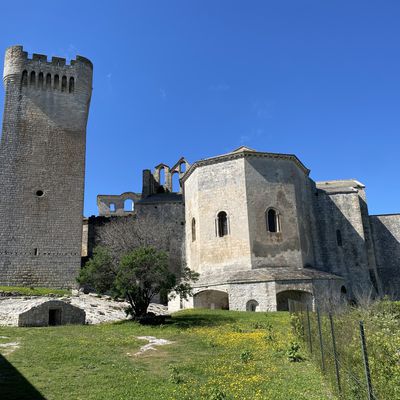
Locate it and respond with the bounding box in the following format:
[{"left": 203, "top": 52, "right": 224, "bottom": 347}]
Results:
[{"left": 0, "top": 298, "right": 85, "bottom": 327}]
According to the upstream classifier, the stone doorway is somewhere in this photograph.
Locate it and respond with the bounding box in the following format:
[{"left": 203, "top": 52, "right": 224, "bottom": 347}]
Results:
[
  {"left": 276, "top": 290, "right": 313, "bottom": 311},
  {"left": 48, "top": 308, "right": 62, "bottom": 326}
]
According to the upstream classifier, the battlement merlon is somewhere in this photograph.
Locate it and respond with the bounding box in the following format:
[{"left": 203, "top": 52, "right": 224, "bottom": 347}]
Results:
[{"left": 3, "top": 45, "right": 93, "bottom": 82}]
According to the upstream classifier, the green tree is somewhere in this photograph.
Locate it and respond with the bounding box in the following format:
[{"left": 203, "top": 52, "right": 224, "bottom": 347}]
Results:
[{"left": 78, "top": 246, "right": 199, "bottom": 318}]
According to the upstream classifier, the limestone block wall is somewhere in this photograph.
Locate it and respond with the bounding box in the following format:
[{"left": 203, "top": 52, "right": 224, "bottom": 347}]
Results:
[
  {"left": 185, "top": 158, "right": 252, "bottom": 274},
  {"left": 228, "top": 281, "right": 277, "bottom": 311},
  {"left": 244, "top": 156, "right": 316, "bottom": 269},
  {"left": 313, "top": 186, "right": 373, "bottom": 298},
  {"left": 0, "top": 46, "right": 92, "bottom": 288},
  {"left": 370, "top": 214, "right": 400, "bottom": 299}
]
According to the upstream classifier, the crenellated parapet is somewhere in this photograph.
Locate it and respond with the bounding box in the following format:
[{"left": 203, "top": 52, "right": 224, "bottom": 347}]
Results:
[{"left": 3, "top": 45, "right": 92, "bottom": 98}]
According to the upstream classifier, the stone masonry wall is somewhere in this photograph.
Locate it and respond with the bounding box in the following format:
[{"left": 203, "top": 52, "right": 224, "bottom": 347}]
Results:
[
  {"left": 0, "top": 46, "right": 92, "bottom": 288},
  {"left": 370, "top": 214, "right": 400, "bottom": 299}
]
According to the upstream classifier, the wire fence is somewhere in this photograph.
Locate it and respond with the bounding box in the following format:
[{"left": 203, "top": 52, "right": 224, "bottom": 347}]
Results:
[{"left": 288, "top": 300, "right": 380, "bottom": 400}]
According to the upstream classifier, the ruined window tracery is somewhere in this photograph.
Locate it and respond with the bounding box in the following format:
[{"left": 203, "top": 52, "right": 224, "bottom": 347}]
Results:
[
  {"left": 266, "top": 208, "right": 280, "bottom": 233},
  {"left": 217, "top": 211, "right": 229, "bottom": 237}
]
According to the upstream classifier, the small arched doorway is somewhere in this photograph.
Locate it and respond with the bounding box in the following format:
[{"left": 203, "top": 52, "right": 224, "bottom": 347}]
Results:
[
  {"left": 246, "top": 300, "right": 259, "bottom": 312},
  {"left": 193, "top": 290, "right": 229, "bottom": 310},
  {"left": 276, "top": 290, "right": 313, "bottom": 311}
]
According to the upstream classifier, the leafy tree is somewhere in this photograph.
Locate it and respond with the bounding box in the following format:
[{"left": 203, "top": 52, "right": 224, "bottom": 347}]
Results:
[{"left": 78, "top": 246, "right": 199, "bottom": 318}]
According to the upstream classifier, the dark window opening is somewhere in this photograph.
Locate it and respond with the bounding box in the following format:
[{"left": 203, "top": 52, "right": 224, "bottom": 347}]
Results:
[
  {"left": 34, "top": 248, "right": 38, "bottom": 256},
  {"left": 36, "top": 190, "right": 44, "bottom": 197},
  {"left": 336, "top": 229, "right": 343, "bottom": 247},
  {"left": 38, "top": 72, "right": 44, "bottom": 88},
  {"left": 54, "top": 74, "right": 59, "bottom": 89},
  {"left": 192, "top": 218, "right": 196, "bottom": 241},
  {"left": 48, "top": 309, "right": 62, "bottom": 326},
  {"left": 217, "top": 211, "right": 228, "bottom": 237},
  {"left": 69, "top": 77, "right": 75, "bottom": 93},
  {"left": 267, "top": 209, "right": 280, "bottom": 233},
  {"left": 21, "top": 70, "right": 28, "bottom": 87},
  {"left": 61, "top": 76, "right": 67, "bottom": 92},
  {"left": 46, "top": 73, "right": 51, "bottom": 89},
  {"left": 30, "top": 71, "right": 36, "bottom": 86}
]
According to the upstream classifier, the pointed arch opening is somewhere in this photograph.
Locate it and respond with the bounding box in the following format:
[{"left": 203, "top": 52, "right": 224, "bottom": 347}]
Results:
[
  {"left": 69, "top": 77, "right": 75, "bottom": 93},
  {"left": 30, "top": 71, "right": 36, "bottom": 86},
  {"left": 124, "top": 199, "right": 134, "bottom": 212},
  {"left": 21, "top": 70, "right": 28, "bottom": 87}
]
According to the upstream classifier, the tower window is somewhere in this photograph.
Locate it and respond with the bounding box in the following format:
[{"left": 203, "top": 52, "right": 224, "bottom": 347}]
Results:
[
  {"left": 38, "top": 72, "right": 44, "bottom": 88},
  {"left": 69, "top": 77, "right": 75, "bottom": 93},
  {"left": 30, "top": 71, "right": 36, "bottom": 86},
  {"left": 21, "top": 70, "right": 28, "bottom": 87},
  {"left": 266, "top": 208, "right": 280, "bottom": 233},
  {"left": 54, "top": 75, "right": 59, "bottom": 89},
  {"left": 336, "top": 229, "right": 343, "bottom": 247},
  {"left": 217, "top": 211, "right": 229, "bottom": 237},
  {"left": 46, "top": 73, "right": 52, "bottom": 89},
  {"left": 61, "top": 76, "right": 67, "bottom": 92},
  {"left": 192, "top": 218, "right": 196, "bottom": 241}
]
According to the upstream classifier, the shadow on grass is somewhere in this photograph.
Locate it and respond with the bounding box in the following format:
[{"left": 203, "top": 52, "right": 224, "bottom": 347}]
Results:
[{"left": 0, "top": 354, "right": 46, "bottom": 400}]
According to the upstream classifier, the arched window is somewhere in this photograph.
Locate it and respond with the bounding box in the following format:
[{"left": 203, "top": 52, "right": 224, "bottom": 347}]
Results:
[
  {"left": 191, "top": 218, "right": 196, "bottom": 242},
  {"left": 21, "top": 70, "right": 28, "bottom": 87},
  {"left": 217, "top": 211, "right": 228, "bottom": 237},
  {"left": 54, "top": 74, "right": 59, "bottom": 89},
  {"left": 109, "top": 203, "right": 116, "bottom": 213},
  {"left": 30, "top": 71, "right": 36, "bottom": 86},
  {"left": 336, "top": 229, "right": 343, "bottom": 247},
  {"left": 124, "top": 199, "right": 134, "bottom": 212},
  {"left": 172, "top": 172, "right": 180, "bottom": 192},
  {"left": 38, "top": 72, "right": 44, "bottom": 88},
  {"left": 69, "top": 77, "right": 75, "bottom": 93},
  {"left": 45, "top": 73, "right": 52, "bottom": 89},
  {"left": 266, "top": 208, "right": 280, "bottom": 233},
  {"left": 61, "top": 76, "right": 67, "bottom": 92}
]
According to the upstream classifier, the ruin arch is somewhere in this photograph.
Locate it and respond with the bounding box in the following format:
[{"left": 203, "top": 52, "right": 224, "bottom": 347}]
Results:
[
  {"left": 193, "top": 290, "right": 229, "bottom": 310},
  {"left": 276, "top": 290, "right": 313, "bottom": 311}
]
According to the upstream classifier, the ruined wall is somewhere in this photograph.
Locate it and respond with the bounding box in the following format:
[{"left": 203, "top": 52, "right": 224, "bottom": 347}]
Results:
[
  {"left": 244, "top": 156, "right": 316, "bottom": 269},
  {"left": 370, "top": 214, "right": 400, "bottom": 299},
  {"left": 0, "top": 46, "right": 92, "bottom": 288},
  {"left": 313, "top": 181, "right": 374, "bottom": 299},
  {"left": 184, "top": 157, "right": 252, "bottom": 275},
  {"left": 87, "top": 200, "right": 185, "bottom": 278}
]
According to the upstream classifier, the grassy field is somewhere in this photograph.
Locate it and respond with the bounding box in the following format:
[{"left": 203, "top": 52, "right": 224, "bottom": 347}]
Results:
[
  {"left": 0, "top": 286, "right": 70, "bottom": 296},
  {"left": 0, "top": 310, "right": 335, "bottom": 400}
]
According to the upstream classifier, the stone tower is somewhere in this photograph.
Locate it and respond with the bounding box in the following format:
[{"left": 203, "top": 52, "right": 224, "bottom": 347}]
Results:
[{"left": 0, "top": 45, "right": 93, "bottom": 288}]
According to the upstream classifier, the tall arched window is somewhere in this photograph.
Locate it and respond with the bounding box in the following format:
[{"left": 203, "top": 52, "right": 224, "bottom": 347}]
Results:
[
  {"left": 266, "top": 208, "right": 280, "bottom": 233},
  {"left": 61, "top": 76, "right": 67, "bottom": 92},
  {"left": 124, "top": 199, "right": 134, "bottom": 211},
  {"left": 30, "top": 71, "right": 36, "bottom": 86},
  {"left": 54, "top": 74, "right": 59, "bottom": 89},
  {"left": 69, "top": 77, "right": 75, "bottom": 93},
  {"left": 191, "top": 218, "right": 196, "bottom": 242},
  {"left": 46, "top": 73, "right": 52, "bottom": 89},
  {"left": 217, "top": 211, "right": 228, "bottom": 237},
  {"left": 38, "top": 72, "right": 44, "bottom": 88},
  {"left": 21, "top": 70, "right": 28, "bottom": 87}
]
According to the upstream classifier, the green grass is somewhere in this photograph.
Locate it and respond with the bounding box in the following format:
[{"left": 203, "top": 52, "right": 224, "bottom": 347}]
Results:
[
  {"left": 0, "top": 310, "right": 335, "bottom": 400},
  {"left": 0, "top": 286, "right": 70, "bottom": 296}
]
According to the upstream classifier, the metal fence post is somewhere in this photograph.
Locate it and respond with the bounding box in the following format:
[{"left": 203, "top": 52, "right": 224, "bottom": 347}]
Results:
[
  {"left": 306, "top": 305, "right": 313, "bottom": 354},
  {"left": 329, "top": 312, "right": 341, "bottom": 395},
  {"left": 359, "top": 321, "right": 373, "bottom": 400},
  {"left": 316, "top": 306, "right": 326, "bottom": 373}
]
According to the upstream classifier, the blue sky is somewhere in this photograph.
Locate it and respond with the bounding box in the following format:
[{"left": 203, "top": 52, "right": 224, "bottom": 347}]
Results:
[{"left": 0, "top": 1, "right": 399, "bottom": 216}]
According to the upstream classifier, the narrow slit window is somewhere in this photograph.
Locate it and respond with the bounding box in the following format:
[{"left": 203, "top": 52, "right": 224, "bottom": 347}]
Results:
[
  {"left": 267, "top": 209, "right": 280, "bottom": 233},
  {"left": 46, "top": 73, "right": 52, "bottom": 89},
  {"left": 192, "top": 218, "right": 196, "bottom": 241},
  {"left": 217, "top": 211, "right": 228, "bottom": 237},
  {"left": 38, "top": 72, "right": 44, "bottom": 88},
  {"left": 21, "top": 70, "right": 28, "bottom": 87},
  {"left": 61, "top": 76, "right": 67, "bottom": 92},
  {"left": 54, "top": 74, "right": 59, "bottom": 89},
  {"left": 69, "top": 77, "right": 75, "bottom": 93},
  {"left": 336, "top": 229, "right": 343, "bottom": 247},
  {"left": 30, "top": 71, "right": 36, "bottom": 86}
]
